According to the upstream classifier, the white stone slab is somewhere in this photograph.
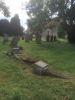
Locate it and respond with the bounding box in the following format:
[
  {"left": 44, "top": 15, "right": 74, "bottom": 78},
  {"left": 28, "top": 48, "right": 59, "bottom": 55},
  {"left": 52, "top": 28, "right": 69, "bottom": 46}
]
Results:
[{"left": 34, "top": 60, "right": 48, "bottom": 68}]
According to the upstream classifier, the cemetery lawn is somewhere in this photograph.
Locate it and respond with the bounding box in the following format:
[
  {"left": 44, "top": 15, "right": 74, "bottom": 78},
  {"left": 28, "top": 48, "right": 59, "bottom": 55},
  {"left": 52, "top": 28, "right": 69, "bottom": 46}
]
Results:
[{"left": 0, "top": 39, "right": 75, "bottom": 100}]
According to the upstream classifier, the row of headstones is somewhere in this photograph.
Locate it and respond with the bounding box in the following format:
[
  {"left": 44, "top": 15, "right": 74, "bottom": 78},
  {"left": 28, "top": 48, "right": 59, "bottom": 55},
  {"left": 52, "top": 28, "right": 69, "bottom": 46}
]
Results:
[
  {"left": 24, "top": 33, "right": 57, "bottom": 43},
  {"left": 3, "top": 33, "right": 9, "bottom": 44},
  {"left": 2, "top": 34, "right": 20, "bottom": 47},
  {"left": 22, "top": 33, "right": 41, "bottom": 43},
  {"left": 2, "top": 33, "right": 57, "bottom": 46},
  {"left": 23, "top": 33, "right": 33, "bottom": 42},
  {"left": 23, "top": 33, "right": 57, "bottom": 43},
  {"left": 2, "top": 33, "right": 32, "bottom": 47}
]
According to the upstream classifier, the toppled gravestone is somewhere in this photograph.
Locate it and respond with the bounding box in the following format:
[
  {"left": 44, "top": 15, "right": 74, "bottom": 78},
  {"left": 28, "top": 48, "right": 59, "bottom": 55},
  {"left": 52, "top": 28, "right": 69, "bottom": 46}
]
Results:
[
  {"left": 6, "top": 47, "right": 23, "bottom": 56},
  {"left": 5, "top": 49, "right": 67, "bottom": 79},
  {"left": 33, "top": 60, "right": 67, "bottom": 79}
]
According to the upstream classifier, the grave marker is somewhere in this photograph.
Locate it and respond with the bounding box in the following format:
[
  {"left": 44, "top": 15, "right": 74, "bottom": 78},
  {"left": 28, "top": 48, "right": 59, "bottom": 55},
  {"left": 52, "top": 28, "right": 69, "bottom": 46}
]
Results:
[{"left": 33, "top": 60, "right": 48, "bottom": 75}]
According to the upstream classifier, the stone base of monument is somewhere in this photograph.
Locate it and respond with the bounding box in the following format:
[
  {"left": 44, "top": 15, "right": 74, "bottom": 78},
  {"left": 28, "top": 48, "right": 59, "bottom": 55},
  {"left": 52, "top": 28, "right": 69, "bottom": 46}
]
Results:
[{"left": 33, "top": 60, "right": 48, "bottom": 75}]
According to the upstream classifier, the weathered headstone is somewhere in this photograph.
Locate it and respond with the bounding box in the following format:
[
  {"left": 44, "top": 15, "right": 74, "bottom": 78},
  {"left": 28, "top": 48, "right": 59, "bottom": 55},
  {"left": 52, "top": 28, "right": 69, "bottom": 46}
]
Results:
[
  {"left": 6, "top": 47, "right": 23, "bottom": 56},
  {"left": 33, "top": 60, "right": 48, "bottom": 75},
  {"left": 25, "top": 33, "right": 30, "bottom": 42},
  {"left": 29, "top": 34, "right": 33, "bottom": 41},
  {"left": 10, "top": 36, "right": 20, "bottom": 47},
  {"left": 3, "top": 33, "right": 9, "bottom": 44}
]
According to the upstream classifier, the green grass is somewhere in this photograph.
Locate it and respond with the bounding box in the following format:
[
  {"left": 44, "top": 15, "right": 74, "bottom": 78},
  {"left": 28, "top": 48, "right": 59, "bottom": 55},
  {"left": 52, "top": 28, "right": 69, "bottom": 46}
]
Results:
[{"left": 0, "top": 39, "right": 75, "bottom": 100}]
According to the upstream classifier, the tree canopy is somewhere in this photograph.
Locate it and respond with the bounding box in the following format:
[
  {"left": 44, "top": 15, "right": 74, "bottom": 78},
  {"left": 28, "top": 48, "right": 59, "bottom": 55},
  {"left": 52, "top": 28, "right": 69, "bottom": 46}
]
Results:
[
  {"left": 0, "top": 19, "right": 10, "bottom": 35},
  {"left": 10, "top": 14, "right": 24, "bottom": 36},
  {"left": 0, "top": 14, "right": 24, "bottom": 36},
  {"left": 26, "top": 0, "right": 50, "bottom": 33},
  {"left": 0, "top": 0, "right": 10, "bottom": 17},
  {"left": 26, "top": 0, "right": 66, "bottom": 33},
  {"left": 26, "top": 0, "right": 75, "bottom": 43}
]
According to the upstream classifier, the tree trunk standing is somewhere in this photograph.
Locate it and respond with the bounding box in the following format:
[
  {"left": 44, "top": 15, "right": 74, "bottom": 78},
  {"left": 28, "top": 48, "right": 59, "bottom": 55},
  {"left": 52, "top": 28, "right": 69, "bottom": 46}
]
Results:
[
  {"left": 65, "top": 0, "right": 75, "bottom": 43},
  {"left": 54, "top": 36, "right": 57, "bottom": 41},
  {"left": 67, "top": 25, "right": 75, "bottom": 43}
]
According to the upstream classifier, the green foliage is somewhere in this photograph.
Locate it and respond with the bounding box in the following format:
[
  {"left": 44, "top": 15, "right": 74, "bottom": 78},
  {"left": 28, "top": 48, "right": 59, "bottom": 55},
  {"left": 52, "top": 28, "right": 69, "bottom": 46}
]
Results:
[
  {"left": 26, "top": 0, "right": 50, "bottom": 33},
  {"left": 0, "top": 15, "right": 24, "bottom": 36},
  {"left": 46, "top": 0, "right": 65, "bottom": 17},
  {"left": 0, "top": 0, "right": 10, "bottom": 17},
  {"left": 11, "top": 93, "right": 21, "bottom": 100},
  {"left": 26, "top": 0, "right": 66, "bottom": 34},
  {"left": 0, "top": 19, "right": 10, "bottom": 35},
  {"left": 65, "top": 0, "right": 75, "bottom": 43},
  {"left": 10, "top": 14, "right": 24, "bottom": 36},
  {"left": 26, "top": 0, "right": 75, "bottom": 43}
]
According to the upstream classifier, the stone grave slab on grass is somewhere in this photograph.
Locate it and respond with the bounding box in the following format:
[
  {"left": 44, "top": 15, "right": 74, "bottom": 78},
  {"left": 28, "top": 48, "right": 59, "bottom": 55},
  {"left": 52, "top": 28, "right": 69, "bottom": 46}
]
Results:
[
  {"left": 5, "top": 49, "right": 68, "bottom": 79},
  {"left": 33, "top": 60, "right": 48, "bottom": 75}
]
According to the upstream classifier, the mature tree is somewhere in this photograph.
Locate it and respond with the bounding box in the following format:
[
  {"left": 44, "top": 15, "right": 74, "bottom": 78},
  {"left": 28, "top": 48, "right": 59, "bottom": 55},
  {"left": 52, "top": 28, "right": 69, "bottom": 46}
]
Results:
[
  {"left": 0, "top": 0, "right": 10, "bottom": 17},
  {"left": 0, "top": 19, "right": 10, "bottom": 36},
  {"left": 10, "top": 14, "right": 24, "bottom": 36},
  {"left": 47, "top": 0, "right": 75, "bottom": 43},
  {"left": 26, "top": 0, "right": 50, "bottom": 33},
  {"left": 0, "top": 0, "right": 10, "bottom": 36},
  {"left": 26, "top": 0, "right": 49, "bottom": 43},
  {"left": 0, "top": 15, "right": 24, "bottom": 36},
  {"left": 26, "top": 0, "right": 66, "bottom": 31},
  {"left": 26, "top": 0, "right": 75, "bottom": 43},
  {"left": 26, "top": 0, "right": 68, "bottom": 36},
  {"left": 65, "top": 0, "right": 75, "bottom": 43}
]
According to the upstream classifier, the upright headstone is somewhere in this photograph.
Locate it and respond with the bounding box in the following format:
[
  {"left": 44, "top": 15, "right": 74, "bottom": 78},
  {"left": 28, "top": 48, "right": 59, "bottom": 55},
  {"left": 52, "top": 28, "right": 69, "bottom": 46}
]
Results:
[
  {"left": 10, "top": 36, "right": 20, "bottom": 47},
  {"left": 29, "top": 34, "right": 33, "bottom": 41},
  {"left": 22, "top": 35, "right": 25, "bottom": 40},
  {"left": 3, "top": 33, "right": 9, "bottom": 44},
  {"left": 25, "top": 33, "right": 30, "bottom": 42}
]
